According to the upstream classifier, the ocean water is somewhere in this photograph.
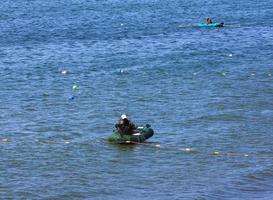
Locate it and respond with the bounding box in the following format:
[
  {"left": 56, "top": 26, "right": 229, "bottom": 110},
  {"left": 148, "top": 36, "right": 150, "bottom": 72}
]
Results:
[{"left": 1, "top": 0, "right": 273, "bottom": 199}]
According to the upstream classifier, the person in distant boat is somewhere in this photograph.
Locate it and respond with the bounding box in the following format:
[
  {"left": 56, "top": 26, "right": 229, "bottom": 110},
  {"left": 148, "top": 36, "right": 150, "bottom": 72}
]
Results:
[
  {"left": 206, "top": 18, "right": 213, "bottom": 24},
  {"left": 115, "top": 114, "right": 136, "bottom": 135}
]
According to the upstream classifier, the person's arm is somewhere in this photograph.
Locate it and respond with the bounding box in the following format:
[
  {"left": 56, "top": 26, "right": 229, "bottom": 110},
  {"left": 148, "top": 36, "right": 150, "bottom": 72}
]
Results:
[{"left": 130, "top": 122, "right": 136, "bottom": 129}]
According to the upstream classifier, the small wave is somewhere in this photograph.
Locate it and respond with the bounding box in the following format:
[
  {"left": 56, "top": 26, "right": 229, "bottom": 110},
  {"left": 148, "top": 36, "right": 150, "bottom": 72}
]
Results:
[
  {"left": 0, "top": 138, "right": 13, "bottom": 143},
  {"left": 35, "top": 139, "right": 70, "bottom": 145}
]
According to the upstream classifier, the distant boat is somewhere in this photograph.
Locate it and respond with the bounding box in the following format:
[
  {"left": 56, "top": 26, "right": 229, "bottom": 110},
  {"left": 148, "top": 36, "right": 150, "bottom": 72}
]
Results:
[{"left": 198, "top": 22, "right": 224, "bottom": 27}]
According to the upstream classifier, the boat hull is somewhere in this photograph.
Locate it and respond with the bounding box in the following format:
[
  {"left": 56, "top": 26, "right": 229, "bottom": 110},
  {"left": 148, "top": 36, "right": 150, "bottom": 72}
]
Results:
[
  {"left": 108, "top": 126, "right": 154, "bottom": 144},
  {"left": 198, "top": 23, "right": 224, "bottom": 27}
]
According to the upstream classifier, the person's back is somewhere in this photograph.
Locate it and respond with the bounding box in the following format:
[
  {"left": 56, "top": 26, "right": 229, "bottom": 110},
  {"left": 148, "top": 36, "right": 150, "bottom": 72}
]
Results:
[
  {"left": 206, "top": 18, "right": 212, "bottom": 24},
  {"left": 115, "top": 114, "right": 136, "bottom": 135},
  {"left": 122, "top": 118, "right": 136, "bottom": 135}
]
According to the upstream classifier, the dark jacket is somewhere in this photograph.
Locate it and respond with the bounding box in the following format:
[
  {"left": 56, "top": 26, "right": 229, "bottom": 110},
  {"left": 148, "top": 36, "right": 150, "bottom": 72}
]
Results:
[
  {"left": 206, "top": 18, "right": 212, "bottom": 24},
  {"left": 115, "top": 118, "right": 136, "bottom": 135}
]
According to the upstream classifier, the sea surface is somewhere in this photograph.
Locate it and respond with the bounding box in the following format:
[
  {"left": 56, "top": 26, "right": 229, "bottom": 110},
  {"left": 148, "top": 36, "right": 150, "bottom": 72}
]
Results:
[{"left": 1, "top": 0, "right": 273, "bottom": 199}]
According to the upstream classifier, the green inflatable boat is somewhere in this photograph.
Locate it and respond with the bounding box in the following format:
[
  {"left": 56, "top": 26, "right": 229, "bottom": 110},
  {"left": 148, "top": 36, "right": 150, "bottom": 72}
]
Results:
[
  {"left": 198, "top": 22, "right": 224, "bottom": 27},
  {"left": 108, "top": 124, "right": 154, "bottom": 144}
]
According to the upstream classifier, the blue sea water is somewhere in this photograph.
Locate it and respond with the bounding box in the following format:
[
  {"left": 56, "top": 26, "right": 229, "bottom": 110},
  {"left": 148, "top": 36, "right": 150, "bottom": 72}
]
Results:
[{"left": 1, "top": 0, "right": 273, "bottom": 199}]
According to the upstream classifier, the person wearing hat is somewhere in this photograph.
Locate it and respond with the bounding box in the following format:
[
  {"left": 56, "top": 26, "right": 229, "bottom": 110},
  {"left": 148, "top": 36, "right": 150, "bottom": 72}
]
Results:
[
  {"left": 115, "top": 114, "right": 136, "bottom": 135},
  {"left": 206, "top": 17, "right": 213, "bottom": 24}
]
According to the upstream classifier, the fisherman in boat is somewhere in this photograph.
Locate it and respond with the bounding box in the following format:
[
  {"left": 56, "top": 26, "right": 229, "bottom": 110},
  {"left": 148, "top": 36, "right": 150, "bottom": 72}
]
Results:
[
  {"left": 115, "top": 114, "right": 136, "bottom": 135},
  {"left": 206, "top": 17, "right": 213, "bottom": 24}
]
